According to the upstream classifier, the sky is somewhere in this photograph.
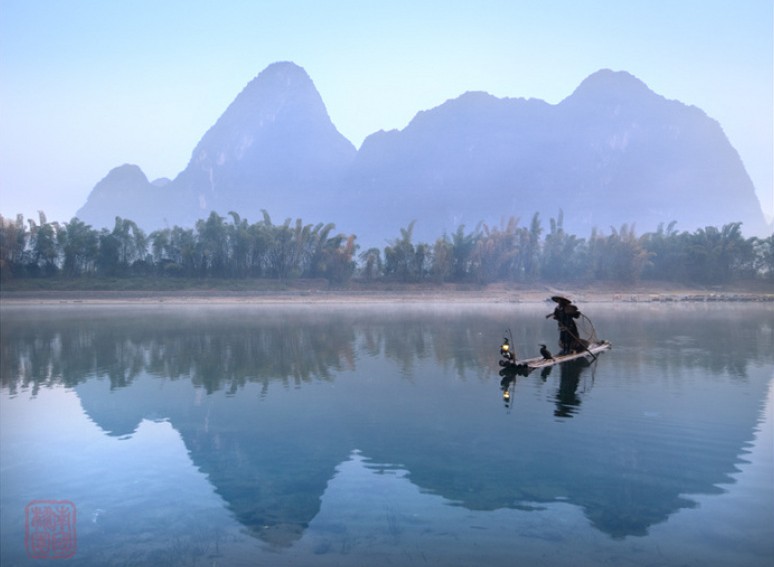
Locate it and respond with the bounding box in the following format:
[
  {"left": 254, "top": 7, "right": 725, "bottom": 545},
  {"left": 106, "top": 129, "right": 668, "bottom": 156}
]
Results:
[{"left": 1, "top": 0, "right": 772, "bottom": 225}]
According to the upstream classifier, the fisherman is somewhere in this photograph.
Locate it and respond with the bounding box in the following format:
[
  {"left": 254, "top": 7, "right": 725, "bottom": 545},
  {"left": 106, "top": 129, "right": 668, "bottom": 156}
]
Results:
[{"left": 546, "top": 296, "right": 585, "bottom": 354}]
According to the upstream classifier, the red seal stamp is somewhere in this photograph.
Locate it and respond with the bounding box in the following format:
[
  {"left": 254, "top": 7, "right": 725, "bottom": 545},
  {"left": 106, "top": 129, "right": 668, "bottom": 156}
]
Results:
[{"left": 25, "top": 500, "right": 77, "bottom": 560}]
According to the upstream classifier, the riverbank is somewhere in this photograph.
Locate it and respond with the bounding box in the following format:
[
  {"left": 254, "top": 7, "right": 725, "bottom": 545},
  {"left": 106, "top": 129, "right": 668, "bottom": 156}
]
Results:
[{"left": 1, "top": 280, "right": 772, "bottom": 305}]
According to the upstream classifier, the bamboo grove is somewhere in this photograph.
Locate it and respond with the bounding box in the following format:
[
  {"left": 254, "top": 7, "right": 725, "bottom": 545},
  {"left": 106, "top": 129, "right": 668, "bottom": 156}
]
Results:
[{"left": 1, "top": 210, "right": 772, "bottom": 285}]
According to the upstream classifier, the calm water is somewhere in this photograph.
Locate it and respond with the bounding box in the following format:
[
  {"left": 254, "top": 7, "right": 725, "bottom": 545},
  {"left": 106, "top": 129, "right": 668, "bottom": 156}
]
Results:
[{"left": 1, "top": 302, "right": 773, "bottom": 566}]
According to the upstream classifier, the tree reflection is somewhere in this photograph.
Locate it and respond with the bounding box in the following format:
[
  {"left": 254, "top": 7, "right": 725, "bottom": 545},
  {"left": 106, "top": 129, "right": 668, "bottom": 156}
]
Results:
[
  {"left": 6, "top": 305, "right": 768, "bottom": 396},
  {"left": 1, "top": 308, "right": 360, "bottom": 395},
  {"left": 1, "top": 307, "right": 506, "bottom": 394}
]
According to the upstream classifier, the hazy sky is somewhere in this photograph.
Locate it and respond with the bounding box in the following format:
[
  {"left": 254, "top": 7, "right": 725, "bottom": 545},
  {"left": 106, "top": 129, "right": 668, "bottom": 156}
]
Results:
[{"left": 1, "top": 0, "right": 772, "bottom": 224}]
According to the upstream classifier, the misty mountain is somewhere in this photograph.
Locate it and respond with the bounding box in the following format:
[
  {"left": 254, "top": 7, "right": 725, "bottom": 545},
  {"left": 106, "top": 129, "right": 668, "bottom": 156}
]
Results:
[
  {"left": 79, "top": 164, "right": 164, "bottom": 227},
  {"left": 75, "top": 63, "right": 769, "bottom": 243},
  {"left": 344, "top": 69, "right": 767, "bottom": 243},
  {"left": 170, "top": 61, "right": 356, "bottom": 226},
  {"left": 78, "top": 62, "right": 356, "bottom": 230}
]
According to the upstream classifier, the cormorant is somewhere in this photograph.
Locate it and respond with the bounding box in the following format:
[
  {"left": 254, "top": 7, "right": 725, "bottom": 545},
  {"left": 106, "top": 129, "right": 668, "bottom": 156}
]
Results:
[{"left": 540, "top": 344, "right": 553, "bottom": 360}]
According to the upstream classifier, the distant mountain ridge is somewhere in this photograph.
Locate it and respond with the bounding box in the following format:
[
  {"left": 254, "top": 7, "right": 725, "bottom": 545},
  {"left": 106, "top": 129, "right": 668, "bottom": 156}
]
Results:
[
  {"left": 172, "top": 62, "right": 356, "bottom": 224},
  {"left": 76, "top": 62, "right": 769, "bottom": 242}
]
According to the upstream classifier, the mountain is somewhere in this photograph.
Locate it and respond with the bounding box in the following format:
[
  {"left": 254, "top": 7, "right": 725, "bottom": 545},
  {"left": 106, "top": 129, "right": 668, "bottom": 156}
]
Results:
[
  {"left": 77, "top": 164, "right": 160, "bottom": 229},
  {"left": 76, "top": 64, "right": 769, "bottom": 243},
  {"left": 553, "top": 70, "right": 765, "bottom": 236},
  {"left": 77, "top": 61, "right": 356, "bottom": 229},
  {"left": 344, "top": 69, "right": 767, "bottom": 243},
  {"left": 170, "top": 61, "right": 356, "bottom": 225}
]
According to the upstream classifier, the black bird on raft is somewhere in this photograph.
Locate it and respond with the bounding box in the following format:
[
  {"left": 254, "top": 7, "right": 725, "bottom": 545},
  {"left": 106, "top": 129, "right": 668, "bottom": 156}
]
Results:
[{"left": 540, "top": 344, "right": 553, "bottom": 360}]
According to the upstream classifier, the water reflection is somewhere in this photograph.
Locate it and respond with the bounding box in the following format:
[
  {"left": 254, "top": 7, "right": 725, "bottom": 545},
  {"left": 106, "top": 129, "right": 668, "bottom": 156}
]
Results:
[
  {"left": 500, "top": 357, "right": 596, "bottom": 417},
  {"left": 552, "top": 359, "right": 590, "bottom": 418},
  {"left": 1, "top": 303, "right": 773, "bottom": 552},
  {"left": 0, "top": 307, "right": 359, "bottom": 396}
]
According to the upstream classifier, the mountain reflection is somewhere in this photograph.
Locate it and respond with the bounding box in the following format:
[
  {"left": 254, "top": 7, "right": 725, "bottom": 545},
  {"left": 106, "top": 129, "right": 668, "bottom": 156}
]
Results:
[{"left": 1, "top": 304, "right": 772, "bottom": 545}]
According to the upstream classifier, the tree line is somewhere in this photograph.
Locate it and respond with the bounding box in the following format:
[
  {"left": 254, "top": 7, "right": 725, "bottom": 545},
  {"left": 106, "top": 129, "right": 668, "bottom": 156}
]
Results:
[{"left": 1, "top": 209, "right": 772, "bottom": 285}]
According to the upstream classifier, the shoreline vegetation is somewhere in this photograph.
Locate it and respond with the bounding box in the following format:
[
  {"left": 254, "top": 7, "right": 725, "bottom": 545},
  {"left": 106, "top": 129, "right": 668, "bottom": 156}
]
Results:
[
  {"left": 2, "top": 279, "right": 772, "bottom": 305},
  {"left": 2, "top": 212, "right": 773, "bottom": 304}
]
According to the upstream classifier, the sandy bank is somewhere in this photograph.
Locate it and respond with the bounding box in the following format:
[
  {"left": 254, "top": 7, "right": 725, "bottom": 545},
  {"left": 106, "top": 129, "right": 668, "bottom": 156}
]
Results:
[{"left": 1, "top": 282, "right": 772, "bottom": 306}]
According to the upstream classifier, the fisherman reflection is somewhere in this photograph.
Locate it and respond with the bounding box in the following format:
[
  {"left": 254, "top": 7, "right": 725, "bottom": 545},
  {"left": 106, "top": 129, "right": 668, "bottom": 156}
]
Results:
[{"left": 553, "top": 358, "right": 590, "bottom": 418}]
